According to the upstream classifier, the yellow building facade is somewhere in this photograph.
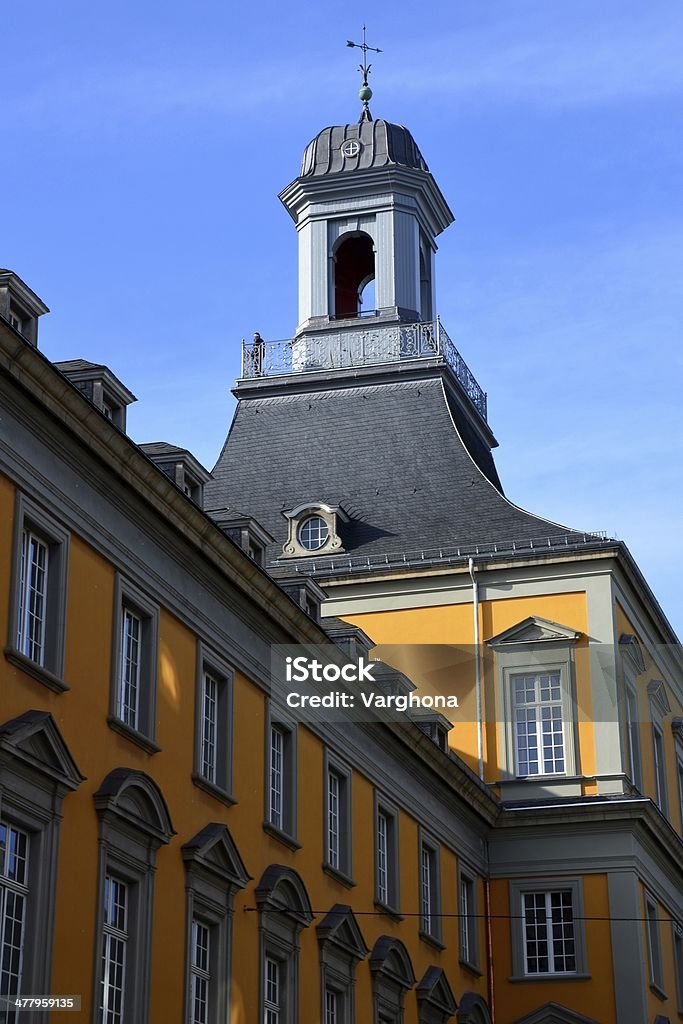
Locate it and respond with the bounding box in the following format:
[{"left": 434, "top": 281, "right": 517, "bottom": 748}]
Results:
[{"left": 1, "top": 90, "right": 682, "bottom": 1024}]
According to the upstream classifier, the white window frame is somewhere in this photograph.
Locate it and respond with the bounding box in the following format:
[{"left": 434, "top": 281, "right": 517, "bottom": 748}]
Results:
[
  {"left": 458, "top": 870, "right": 479, "bottom": 970},
  {"left": 652, "top": 722, "right": 668, "bottom": 813},
  {"left": 17, "top": 529, "right": 49, "bottom": 666},
  {"left": 118, "top": 607, "right": 142, "bottom": 728},
  {"left": 0, "top": 821, "right": 30, "bottom": 1008},
  {"left": 100, "top": 874, "right": 128, "bottom": 1024},
  {"left": 509, "top": 877, "right": 587, "bottom": 980},
  {"left": 189, "top": 918, "right": 210, "bottom": 1024},
  {"left": 264, "top": 708, "right": 298, "bottom": 844},
  {"left": 645, "top": 892, "right": 665, "bottom": 994},
  {"left": 674, "top": 922, "right": 683, "bottom": 1014},
  {"left": 625, "top": 682, "right": 643, "bottom": 791},
  {"left": 109, "top": 575, "right": 160, "bottom": 753},
  {"left": 193, "top": 644, "right": 235, "bottom": 803},
  {"left": 264, "top": 955, "right": 281, "bottom": 1024},
  {"left": 374, "top": 795, "right": 400, "bottom": 914},
  {"left": 497, "top": 651, "right": 577, "bottom": 778},
  {"left": 418, "top": 831, "right": 441, "bottom": 944},
  {"left": 323, "top": 753, "right": 353, "bottom": 883},
  {"left": 511, "top": 670, "right": 567, "bottom": 777},
  {"left": 522, "top": 890, "right": 576, "bottom": 975},
  {"left": 8, "top": 494, "right": 70, "bottom": 691}
]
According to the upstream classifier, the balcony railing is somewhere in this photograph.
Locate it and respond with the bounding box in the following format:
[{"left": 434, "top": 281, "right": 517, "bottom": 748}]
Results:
[{"left": 241, "top": 317, "right": 488, "bottom": 421}]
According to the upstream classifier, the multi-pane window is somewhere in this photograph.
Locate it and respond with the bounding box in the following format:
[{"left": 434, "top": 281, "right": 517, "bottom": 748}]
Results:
[
  {"left": 200, "top": 672, "right": 218, "bottom": 784},
  {"left": 522, "top": 890, "right": 576, "bottom": 974},
  {"left": 194, "top": 650, "right": 233, "bottom": 799},
  {"left": 17, "top": 530, "right": 49, "bottom": 665},
  {"left": 327, "top": 770, "right": 340, "bottom": 869},
  {"left": 118, "top": 608, "right": 141, "bottom": 728},
  {"left": 512, "top": 671, "right": 565, "bottom": 776},
  {"left": 100, "top": 874, "right": 128, "bottom": 1024},
  {"left": 459, "top": 874, "right": 477, "bottom": 966},
  {"left": 110, "top": 578, "right": 159, "bottom": 749},
  {"left": 0, "top": 821, "right": 29, "bottom": 1016},
  {"left": 325, "top": 762, "right": 351, "bottom": 876},
  {"left": 674, "top": 924, "right": 683, "bottom": 1012},
  {"left": 625, "top": 686, "right": 642, "bottom": 790},
  {"left": 419, "top": 839, "right": 440, "bottom": 939},
  {"left": 189, "top": 920, "right": 210, "bottom": 1024},
  {"left": 375, "top": 802, "right": 399, "bottom": 910},
  {"left": 269, "top": 726, "right": 284, "bottom": 830},
  {"left": 377, "top": 811, "right": 389, "bottom": 905},
  {"left": 298, "top": 516, "right": 329, "bottom": 551},
  {"left": 264, "top": 956, "right": 281, "bottom": 1024},
  {"left": 646, "top": 895, "right": 664, "bottom": 990},
  {"left": 10, "top": 496, "right": 69, "bottom": 688},
  {"left": 652, "top": 724, "right": 668, "bottom": 813},
  {"left": 266, "top": 719, "right": 296, "bottom": 838},
  {"left": 324, "top": 989, "right": 338, "bottom": 1024}
]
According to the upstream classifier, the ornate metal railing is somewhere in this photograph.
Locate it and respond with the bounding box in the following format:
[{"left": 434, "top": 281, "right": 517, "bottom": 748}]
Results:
[{"left": 241, "top": 317, "right": 488, "bottom": 421}]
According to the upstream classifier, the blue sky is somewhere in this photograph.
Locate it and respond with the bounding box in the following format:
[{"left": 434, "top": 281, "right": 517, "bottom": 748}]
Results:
[{"left": 3, "top": 1, "right": 682, "bottom": 634}]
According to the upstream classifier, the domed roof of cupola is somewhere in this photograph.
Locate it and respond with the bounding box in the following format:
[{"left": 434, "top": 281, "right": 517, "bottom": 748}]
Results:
[{"left": 300, "top": 118, "right": 429, "bottom": 177}]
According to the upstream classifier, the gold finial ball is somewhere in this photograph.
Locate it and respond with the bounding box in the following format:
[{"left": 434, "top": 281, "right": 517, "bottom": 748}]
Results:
[{"left": 359, "top": 84, "right": 373, "bottom": 102}]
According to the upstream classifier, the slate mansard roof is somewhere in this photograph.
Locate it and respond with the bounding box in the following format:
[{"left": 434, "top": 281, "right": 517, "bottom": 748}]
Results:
[{"left": 206, "top": 371, "right": 595, "bottom": 569}]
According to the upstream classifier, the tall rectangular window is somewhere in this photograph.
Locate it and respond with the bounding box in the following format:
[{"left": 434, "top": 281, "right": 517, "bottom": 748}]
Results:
[
  {"left": 674, "top": 925, "right": 683, "bottom": 1013},
  {"left": 118, "top": 608, "right": 141, "bottom": 728},
  {"left": 17, "top": 530, "right": 49, "bottom": 665},
  {"left": 652, "top": 725, "right": 668, "bottom": 814},
  {"left": 200, "top": 671, "right": 218, "bottom": 784},
  {"left": 193, "top": 647, "right": 234, "bottom": 801},
  {"left": 377, "top": 811, "right": 389, "bottom": 905},
  {"left": 269, "top": 726, "right": 284, "bottom": 830},
  {"left": 459, "top": 873, "right": 478, "bottom": 967},
  {"left": 190, "top": 920, "right": 210, "bottom": 1024},
  {"left": 9, "top": 495, "right": 69, "bottom": 688},
  {"left": 324, "top": 758, "right": 351, "bottom": 879},
  {"left": 109, "top": 576, "right": 159, "bottom": 751},
  {"left": 0, "top": 821, "right": 29, "bottom": 1013},
  {"left": 646, "top": 895, "right": 663, "bottom": 991},
  {"left": 324, "top": 989, "right": 338, "bottom": 1024},
  {"left": 522, "top": 890, "right": 576, "bottom": 974},
  {"left": 265, "top": 715, "right": 296, "bottom": 840},
  {"left": 419, "top": 837, "right": 441, "bottom": 941},
  {"left": 100, "top": 874, "right": 128, "bottom": 1024},
  {"left": 375, "top": 800, "right": 399, "bottom": 912},
  {"left": 264, "top": 956, "right": 280, "bottom": 1024},
  {"left": 625, "top": 686, "right": 642, "bottom": 790},
  {"left": 512, "top": 671, "right": 565, "bottom": 776},
  {"left": 327, "top": 769, "right": 340, "bottom": 869}
]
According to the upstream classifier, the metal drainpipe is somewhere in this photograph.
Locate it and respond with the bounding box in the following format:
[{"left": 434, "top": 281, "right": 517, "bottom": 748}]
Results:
[
  {"left": 484, "top": 874, "right": 496, "bottom": 1022},
  {"left": 468, "top": 557, "right": 484, "bottom": 780}
]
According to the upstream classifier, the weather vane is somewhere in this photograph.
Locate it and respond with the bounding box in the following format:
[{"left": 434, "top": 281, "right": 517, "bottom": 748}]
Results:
[{"left": 346, "top": 26, "right": 382, "bottom": 122}]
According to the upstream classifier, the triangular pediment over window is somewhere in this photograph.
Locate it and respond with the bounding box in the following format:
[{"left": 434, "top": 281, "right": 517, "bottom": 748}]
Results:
[
  {"left": 316, "top": 904, "right": 369, "bottom": 962},
  {"left": 182, "top": 823, "right": 251, "bottom": 890},
  {"left": 0, "top": 710, "right": 84, "bottom": 792},
  {"left": 487, "top": 616, "right": 581, "bottom": 647},
  {"left": 416, "top": 965, "right": 457, "bottom": 1016},
  {"left": 619, "top": 633, "right": 646, "bottom": 675},
  {"left": 513, "top": 1002, "right": 600, "bottom": 1024},
  {"left": 648, "top": 678, "right": 672, "bottom": 717}
]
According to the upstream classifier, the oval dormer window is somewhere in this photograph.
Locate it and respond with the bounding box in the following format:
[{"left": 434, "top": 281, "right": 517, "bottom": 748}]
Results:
[{"left": 298, "top": 516, "right": 330, "bottom": 551}]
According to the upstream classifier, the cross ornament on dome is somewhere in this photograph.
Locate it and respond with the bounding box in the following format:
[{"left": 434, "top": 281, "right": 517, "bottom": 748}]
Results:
[{"left": 346, "top": 26, "right": 382, "bottom": 122}]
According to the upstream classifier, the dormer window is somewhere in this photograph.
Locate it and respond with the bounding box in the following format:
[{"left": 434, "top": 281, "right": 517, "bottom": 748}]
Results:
[
  {"left": 281, "top": 503, "right": 347, "bottom": 559},
  {"left": 139, "top": 443, "right": 211, "bottom": 509},
  {"left": 8, "top": 307, "right": 24, "bottom": 334},
  {"left": 0, "top": 270, "right": 49, "bottom": 347},
  {"left": 55, "top": 360, "right": 137, "bottom": 433},
  {"left": 298, "top": 516, "right": 329, "bottom": 551}
]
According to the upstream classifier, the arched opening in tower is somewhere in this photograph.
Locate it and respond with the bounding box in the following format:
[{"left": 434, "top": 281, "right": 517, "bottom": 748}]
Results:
[
  {"left": 420, "top": 248, "right": 432, "bottom": 321},
  {"left": 334, "top": 234, "right": 375, "bottom": 319}
]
